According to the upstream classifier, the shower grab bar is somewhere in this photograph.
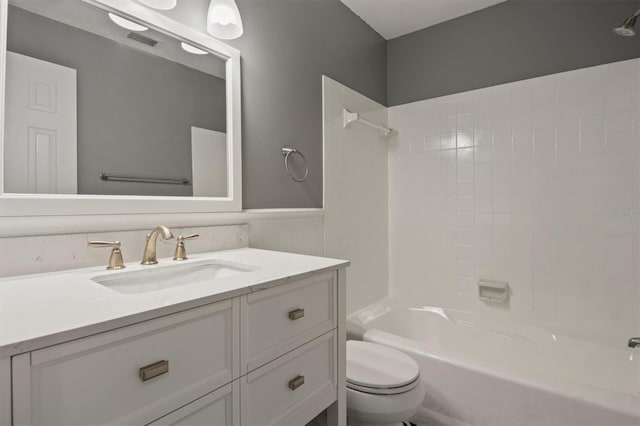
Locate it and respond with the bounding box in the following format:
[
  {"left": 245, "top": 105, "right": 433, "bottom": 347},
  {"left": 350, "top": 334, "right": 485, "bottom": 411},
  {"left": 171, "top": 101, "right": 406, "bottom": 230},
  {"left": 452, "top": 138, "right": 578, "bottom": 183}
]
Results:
[
  {"left": 343, "top": 109, "right": 394, "bottom": 136},
  {"left": 99, "top": 173, "right": 190, "bottom": 185}
]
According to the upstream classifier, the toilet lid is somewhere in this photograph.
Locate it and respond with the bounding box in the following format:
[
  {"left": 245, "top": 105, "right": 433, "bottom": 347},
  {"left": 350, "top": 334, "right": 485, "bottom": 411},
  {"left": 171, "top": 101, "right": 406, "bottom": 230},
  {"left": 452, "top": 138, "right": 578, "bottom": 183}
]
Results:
[{"left": 346, "top": 341, "right": 420, "bottom": 390}]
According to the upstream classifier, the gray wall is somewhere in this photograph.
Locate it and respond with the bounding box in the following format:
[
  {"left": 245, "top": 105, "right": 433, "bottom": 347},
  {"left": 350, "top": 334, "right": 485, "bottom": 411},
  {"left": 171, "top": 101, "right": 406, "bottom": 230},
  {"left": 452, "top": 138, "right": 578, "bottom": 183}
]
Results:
[
  {"left": 166, "top": 0, "right": 387, "bottom": 208},
  {"left": 233, "top": 1, "right": 386, "bottom": 208},
  {"left": 387, "top": 0, "right": 640, "bottom": 106},
  {"left": 7, "top": 6, "right": 226, "bottom": 197}
]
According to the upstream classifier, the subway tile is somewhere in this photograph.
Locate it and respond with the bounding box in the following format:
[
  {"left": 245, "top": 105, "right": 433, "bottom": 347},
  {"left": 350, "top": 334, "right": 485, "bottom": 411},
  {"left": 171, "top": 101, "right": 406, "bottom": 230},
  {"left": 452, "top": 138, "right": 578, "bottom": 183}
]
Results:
[
  {"left": 457, "top": 179, "right": 474, "bottom": 197},
  {"left": 457, "top": 163, "right": 474, "bottom": 181},
  {"left": 474, "top": 128, "right": 492, "bottom": 146},
  {"left": 474, "top": 146, "right": 492, "bottom": 163},
  {"left": 606, "top": 110, "right": 635, "bottom": 133},
  {"left": 457, "top": 132, "right": 474, "bottom": 148},
  {"left": 441, "top": 133, "right": 456, "bottom": 150},
  {"left": 457, "top": 114, "right": 475, "bottom": 133},
  {"left": 493, "top": 143, "right": 512, "bottom": 163},
  {"left": 605, "top": 90, "right": 636, "bottom": 113},
  {"left": 440, "top": 116, "right": 457, "bottom": 135},
  {"left": 440, "top": 148, "right": 457, "bottom": 165},
  {"left": 579, "top": 94, "right": 605, "bottom": 116},
  {"left": 457, "top": 147, "right": 474, "bottom": 163},
  {"left": 493, "top": 126, "right": 512, "bottom": 146},
  {"left": 580, "top": 113, "right": 605, "bottom": 135},
  {"left": 578, "top": 65, "right": 605, "bottom": 96}
]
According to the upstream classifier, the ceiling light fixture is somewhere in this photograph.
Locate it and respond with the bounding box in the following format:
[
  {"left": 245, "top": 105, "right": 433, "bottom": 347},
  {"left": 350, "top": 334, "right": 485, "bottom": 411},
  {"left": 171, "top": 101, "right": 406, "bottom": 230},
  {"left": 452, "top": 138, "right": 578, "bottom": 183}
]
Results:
[
  {"left": 181, "top": 42, "right": 208, "bottom": 55},
  {"left": 108, "top": 13, "right": 148, "bottom": 31},
  {"left": 207, "top": 0, "right": 243, "bottom": 40},
  {"left": 138, "top": 0, "right": 178, "bottom": 10}
]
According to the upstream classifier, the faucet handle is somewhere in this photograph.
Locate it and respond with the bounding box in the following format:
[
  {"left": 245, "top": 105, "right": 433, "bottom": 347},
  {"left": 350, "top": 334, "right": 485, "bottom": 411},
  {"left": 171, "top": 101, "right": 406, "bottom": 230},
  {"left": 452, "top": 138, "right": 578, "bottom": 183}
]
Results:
[
  {"left": 89, "top": 240, "right": 125, "bottom": 270},
  {"left": 173, "top": 234, "right": 199, "bottom": 261}
]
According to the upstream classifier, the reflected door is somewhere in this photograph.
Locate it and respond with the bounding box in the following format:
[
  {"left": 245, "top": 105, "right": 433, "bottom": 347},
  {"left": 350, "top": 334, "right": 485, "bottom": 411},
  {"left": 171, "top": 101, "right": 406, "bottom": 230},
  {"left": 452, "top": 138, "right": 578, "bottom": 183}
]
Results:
[
  {"left": 191, "top": 126, "right": 227, "bottom": 197},
  {"left": 4, "top": 51, "right": 77, "bottom": 194}
]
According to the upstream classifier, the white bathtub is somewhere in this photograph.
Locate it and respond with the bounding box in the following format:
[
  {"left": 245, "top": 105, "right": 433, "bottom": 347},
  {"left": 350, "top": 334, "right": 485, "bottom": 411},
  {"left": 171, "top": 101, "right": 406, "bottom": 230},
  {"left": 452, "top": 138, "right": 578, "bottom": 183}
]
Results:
[{"left": 347, "top": 299, "right": 640, "bottom": 426}]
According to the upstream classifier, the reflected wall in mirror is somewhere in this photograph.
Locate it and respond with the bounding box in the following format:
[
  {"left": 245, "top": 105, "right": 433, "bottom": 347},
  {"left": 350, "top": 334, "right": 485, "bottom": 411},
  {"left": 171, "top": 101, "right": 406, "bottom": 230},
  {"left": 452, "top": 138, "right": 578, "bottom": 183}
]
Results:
[{"left": 4, "top": 0, "right": 228, "bottom": 197}]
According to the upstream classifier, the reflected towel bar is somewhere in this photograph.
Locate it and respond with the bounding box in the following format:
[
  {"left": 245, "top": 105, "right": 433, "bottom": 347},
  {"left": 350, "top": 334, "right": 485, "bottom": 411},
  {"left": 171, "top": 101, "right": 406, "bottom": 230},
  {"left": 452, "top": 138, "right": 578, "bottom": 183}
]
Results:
[{"left": 99, "top": 173, "right": 190, "bottom": 185}]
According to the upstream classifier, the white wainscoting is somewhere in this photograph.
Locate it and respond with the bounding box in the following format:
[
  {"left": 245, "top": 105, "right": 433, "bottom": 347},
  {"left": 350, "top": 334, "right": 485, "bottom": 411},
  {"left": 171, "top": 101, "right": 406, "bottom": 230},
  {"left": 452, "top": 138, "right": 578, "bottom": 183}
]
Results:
[{"left": 249, "top": 215, "right": 324, "bottom": 257}]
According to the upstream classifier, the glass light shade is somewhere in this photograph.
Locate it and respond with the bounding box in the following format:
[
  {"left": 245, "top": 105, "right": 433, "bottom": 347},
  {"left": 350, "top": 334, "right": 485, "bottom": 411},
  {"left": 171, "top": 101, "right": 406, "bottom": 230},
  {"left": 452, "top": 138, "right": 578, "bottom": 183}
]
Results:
[
  {"left": 181, "top": 42, "right": 208, "bottom": 55},
  {"left": 207, "top": 0, "right": 243, "bottom": 40},
  {"left": 138, "top": 0, "right": 177, "bottom": 10},
  {"left": 108, "top": 13, "right": 148, "bottom": 31}
]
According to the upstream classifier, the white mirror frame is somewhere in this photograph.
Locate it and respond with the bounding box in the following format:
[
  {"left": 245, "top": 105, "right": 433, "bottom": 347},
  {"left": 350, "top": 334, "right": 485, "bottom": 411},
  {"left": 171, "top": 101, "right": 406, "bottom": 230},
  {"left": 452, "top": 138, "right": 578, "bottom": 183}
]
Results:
[{"left": 0, "top": 0, "right": 242, "bottom": 232}]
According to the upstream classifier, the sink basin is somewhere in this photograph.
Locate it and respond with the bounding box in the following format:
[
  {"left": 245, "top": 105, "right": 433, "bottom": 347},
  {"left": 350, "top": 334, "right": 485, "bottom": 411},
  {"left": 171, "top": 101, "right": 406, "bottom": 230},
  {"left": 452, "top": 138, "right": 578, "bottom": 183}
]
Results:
[{"left": 91, "top": 261, "right": 254, "bottom": 294}]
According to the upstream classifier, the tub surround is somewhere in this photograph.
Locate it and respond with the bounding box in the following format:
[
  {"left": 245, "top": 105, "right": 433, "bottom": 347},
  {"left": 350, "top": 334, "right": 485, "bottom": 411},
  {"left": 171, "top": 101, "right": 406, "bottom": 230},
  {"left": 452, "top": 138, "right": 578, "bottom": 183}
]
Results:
[
  {"left": 322, "top": 77, "right": 389, "bottom": 314},
  {"left": 388, "top": 58, "right": 640, "bottom": 331}
]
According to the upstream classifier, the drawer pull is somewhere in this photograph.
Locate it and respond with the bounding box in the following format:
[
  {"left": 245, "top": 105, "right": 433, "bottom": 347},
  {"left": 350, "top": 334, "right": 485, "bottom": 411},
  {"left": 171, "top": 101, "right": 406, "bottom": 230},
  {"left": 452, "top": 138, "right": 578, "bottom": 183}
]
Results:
[
  {"left": 288, "top": 375, "right": 305, "bottom": 391},
  {"left": 139, "top": 360, "right": 169, "bottom": 382},
  {"left": 288, "top": 308, "right": 305, "bottom": 321}
]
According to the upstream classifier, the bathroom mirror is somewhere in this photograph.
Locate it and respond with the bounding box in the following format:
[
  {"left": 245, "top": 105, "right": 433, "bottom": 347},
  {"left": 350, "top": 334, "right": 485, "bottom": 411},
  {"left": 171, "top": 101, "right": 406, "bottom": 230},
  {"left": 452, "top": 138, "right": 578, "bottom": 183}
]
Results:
[{"left": 0, "top": 0, "right": 242, "bottom": 217}]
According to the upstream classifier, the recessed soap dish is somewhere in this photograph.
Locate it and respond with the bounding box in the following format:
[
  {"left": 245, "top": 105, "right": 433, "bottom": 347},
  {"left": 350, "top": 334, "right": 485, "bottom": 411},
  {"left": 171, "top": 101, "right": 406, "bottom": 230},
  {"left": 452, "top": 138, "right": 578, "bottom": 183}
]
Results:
[{"left": 478, "top": 279, "right": 509, "bottom": 303}]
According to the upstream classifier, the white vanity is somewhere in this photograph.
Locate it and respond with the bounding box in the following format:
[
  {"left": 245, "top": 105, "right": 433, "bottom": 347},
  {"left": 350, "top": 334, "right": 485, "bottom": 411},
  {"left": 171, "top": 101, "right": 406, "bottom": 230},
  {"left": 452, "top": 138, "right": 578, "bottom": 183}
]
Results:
[{"left": 0, "top": 248, "right": 349, "bottom": 425}]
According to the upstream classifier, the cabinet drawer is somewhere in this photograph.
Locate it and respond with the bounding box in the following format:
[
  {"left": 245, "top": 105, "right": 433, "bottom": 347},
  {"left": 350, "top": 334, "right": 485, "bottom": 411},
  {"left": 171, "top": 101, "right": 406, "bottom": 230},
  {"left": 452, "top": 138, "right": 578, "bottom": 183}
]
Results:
[
  {"left": 242, "top": 271, "right": 336, "bottom": 372},
  {"left": 148, "top": 380, "right": 239, "bottom": 426},
  {"left": 241, "top": 331, "right": 337, "bottom": 426},
  {"left": 12, "top": 301, "right": 239, "bottom": 426}
]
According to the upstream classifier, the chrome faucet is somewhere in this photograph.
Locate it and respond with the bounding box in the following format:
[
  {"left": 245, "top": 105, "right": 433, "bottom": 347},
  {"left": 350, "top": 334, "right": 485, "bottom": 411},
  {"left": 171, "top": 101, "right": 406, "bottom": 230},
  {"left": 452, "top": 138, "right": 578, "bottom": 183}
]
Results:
[
  {"left": 141, "top": 226, "right": 174, "bottom": 265},
  {"left": 629, "top": 337, "right": 640, "bottom": 348}
]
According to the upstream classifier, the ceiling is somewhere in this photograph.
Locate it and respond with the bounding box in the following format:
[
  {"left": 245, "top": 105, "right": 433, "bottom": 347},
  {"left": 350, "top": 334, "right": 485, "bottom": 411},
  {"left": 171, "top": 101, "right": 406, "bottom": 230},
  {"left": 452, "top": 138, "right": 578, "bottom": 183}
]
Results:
[{"left": 340, "top": 0, "right": 507, "bottom": 40}]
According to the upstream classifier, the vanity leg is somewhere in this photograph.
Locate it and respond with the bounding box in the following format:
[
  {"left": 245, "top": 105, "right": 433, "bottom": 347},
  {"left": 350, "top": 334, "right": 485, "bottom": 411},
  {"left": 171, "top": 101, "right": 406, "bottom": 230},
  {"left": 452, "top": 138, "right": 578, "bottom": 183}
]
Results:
[{"left": 327, "top": 268, "right": 347, "bottom": 426}]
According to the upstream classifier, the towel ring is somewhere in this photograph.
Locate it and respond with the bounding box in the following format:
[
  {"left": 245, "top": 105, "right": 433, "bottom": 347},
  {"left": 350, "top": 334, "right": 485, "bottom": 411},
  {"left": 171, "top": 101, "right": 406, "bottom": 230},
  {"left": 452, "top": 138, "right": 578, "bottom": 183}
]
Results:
[{"left": 282, "top": 146, "right": 309, "bottom": 182}]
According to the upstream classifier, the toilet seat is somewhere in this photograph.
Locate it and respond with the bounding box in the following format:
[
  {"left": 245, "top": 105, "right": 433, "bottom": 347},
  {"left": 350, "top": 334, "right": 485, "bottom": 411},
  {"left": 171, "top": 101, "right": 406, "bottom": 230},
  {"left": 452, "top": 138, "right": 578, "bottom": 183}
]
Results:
[
  {"left": 346, "top": 341, "right": 421, "bottom": 396},
  {"left": 347, "top": 376, "right": 420, "bottom": 395}
]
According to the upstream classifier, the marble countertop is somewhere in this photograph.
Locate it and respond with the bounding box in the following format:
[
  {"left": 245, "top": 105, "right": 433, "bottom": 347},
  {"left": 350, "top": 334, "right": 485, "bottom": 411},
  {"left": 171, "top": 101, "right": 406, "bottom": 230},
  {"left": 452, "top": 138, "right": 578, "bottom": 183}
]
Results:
[{"left": 0, "top": 248, "right": 349, "bottom": 358}]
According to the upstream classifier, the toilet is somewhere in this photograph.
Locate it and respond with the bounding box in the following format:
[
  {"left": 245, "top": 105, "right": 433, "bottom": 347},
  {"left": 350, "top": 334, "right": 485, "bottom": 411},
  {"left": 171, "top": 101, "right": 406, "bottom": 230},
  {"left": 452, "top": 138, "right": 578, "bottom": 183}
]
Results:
[{"left": 346, "top": 340, "right": 426, "bottom": 426}]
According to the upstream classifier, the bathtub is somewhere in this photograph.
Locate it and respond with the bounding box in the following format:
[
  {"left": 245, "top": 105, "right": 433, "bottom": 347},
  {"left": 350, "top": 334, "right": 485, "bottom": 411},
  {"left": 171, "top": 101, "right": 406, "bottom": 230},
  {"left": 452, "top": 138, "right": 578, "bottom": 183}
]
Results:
[{"left": 347, "top": 298, "right": 640, "bottom": 426}]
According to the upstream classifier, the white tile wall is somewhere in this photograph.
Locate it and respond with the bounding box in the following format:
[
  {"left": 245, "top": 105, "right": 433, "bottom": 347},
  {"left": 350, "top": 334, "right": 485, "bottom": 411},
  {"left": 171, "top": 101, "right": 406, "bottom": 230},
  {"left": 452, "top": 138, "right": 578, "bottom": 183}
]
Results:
[{"left": 388, "top": 59, "right": 640, "bottom": 331}]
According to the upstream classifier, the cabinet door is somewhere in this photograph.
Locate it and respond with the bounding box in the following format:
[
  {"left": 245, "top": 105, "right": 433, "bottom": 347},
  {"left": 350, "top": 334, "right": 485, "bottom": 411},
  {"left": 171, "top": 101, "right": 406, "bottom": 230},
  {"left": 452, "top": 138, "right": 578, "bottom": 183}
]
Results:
[
  {"left": 148, "top": 381, "right": 239, "bottom": 426},
  {"left": 12, "top": 300, "right": 240, "bottom": 426}
]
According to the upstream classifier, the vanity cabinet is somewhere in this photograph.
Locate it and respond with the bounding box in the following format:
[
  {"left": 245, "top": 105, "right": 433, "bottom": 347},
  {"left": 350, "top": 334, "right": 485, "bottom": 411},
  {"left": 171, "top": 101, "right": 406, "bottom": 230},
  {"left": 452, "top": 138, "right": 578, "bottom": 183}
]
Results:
[{"left": 8, "top": 267, "right": 346, "bottom": 426}]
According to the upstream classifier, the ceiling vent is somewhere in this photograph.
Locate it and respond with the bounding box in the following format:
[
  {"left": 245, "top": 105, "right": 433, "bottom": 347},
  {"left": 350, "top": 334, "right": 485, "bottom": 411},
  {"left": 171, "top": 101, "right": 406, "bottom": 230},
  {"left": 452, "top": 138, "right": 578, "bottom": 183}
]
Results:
[{"left": 127, "top": 32, "right": 158, "bottom": 47}]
